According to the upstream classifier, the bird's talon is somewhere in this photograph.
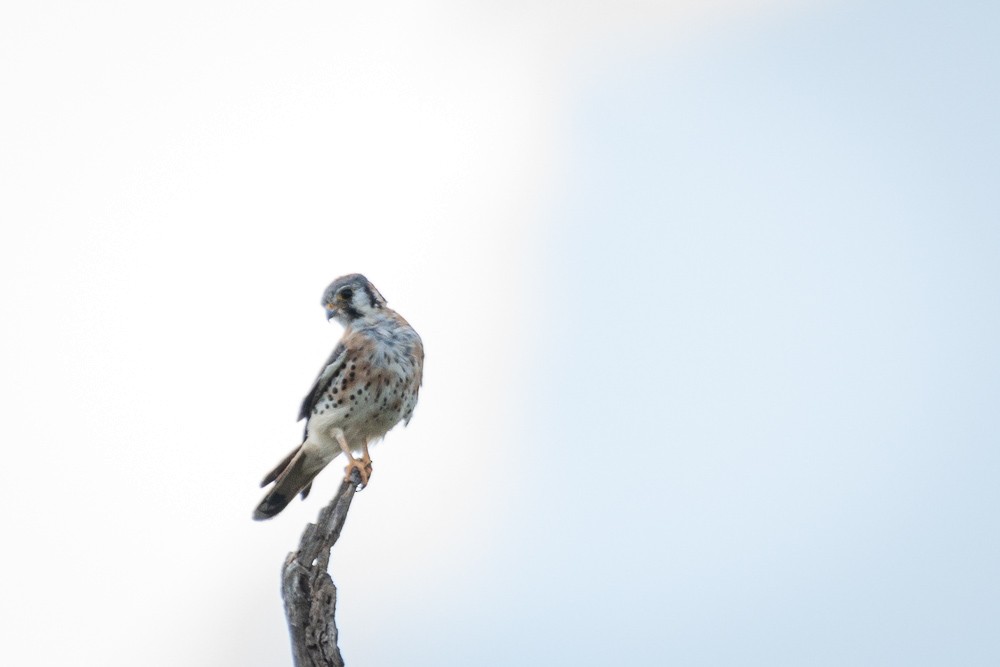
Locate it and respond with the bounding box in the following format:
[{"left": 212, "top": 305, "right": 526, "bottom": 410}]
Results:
[{"left": 344, "top": 459, "right": 371, "bottom": 488}]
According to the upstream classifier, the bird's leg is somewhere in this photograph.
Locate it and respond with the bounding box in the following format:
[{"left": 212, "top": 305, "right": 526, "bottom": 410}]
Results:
[
  {"left": 361, "top": 439, "right": 373, "bottom": 478},
  {"left": 334, "top": 429, "right": 369, "bottom": 487}
]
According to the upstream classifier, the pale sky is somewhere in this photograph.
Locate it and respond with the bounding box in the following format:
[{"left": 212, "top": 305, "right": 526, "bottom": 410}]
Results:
[{"left": 2, "top": 1, "right": 998, "bottom": 665}]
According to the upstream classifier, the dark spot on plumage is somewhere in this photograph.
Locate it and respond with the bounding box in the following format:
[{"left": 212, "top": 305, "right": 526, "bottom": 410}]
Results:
[
  {"left": 343, "top": 304, "right": 362, "bottom": 320},
  {"left": 332, "top": 387, "right": 338, "bottom": 394}
]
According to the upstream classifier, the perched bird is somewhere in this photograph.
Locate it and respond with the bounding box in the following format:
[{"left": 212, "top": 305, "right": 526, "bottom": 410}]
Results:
[{"left": 253, "top": 274, "right": 423, "bottom": 520}]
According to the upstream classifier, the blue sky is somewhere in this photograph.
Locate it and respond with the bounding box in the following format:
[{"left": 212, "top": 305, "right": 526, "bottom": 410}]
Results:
[
  {"left": 2, "top": 1, "right": 997, "bottom": 665},
  {"left": 513, "top": 1, "right": 1000, "bottom": 664}
]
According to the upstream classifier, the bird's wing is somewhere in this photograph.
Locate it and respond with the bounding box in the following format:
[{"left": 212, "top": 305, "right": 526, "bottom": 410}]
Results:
[{"left": 298, "top": 340, "right": 348, "bottom": 421}]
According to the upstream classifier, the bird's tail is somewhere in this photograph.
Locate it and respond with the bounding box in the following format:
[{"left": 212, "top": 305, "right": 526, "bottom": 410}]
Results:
[{"left": 253, "top": 444, "right": 326, "bottom": 520}]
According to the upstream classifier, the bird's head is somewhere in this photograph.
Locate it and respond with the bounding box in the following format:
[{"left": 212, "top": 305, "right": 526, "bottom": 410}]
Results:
[{"left": 321, "top": 273, "right": 387, "bottom": 325}]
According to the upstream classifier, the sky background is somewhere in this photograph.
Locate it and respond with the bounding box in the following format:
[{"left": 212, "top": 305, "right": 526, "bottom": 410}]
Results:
[{"left": 2, "top": 1, "right": 998, "bottom": 665}]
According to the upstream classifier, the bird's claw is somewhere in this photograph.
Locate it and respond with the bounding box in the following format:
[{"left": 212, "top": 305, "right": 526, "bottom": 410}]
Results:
[{"left": 344, "top": 458, "right": 372, "bottom": 489}]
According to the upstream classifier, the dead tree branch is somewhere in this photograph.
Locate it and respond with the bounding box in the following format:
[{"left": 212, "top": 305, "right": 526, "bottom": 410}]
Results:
[{"left": 280, "top": 472, "right": 363, "bottom": 667}]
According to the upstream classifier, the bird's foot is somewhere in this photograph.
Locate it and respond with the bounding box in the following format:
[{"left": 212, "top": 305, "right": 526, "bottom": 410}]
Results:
[{"left": 344, "top": 457, "right": 371, "bottom": 489}]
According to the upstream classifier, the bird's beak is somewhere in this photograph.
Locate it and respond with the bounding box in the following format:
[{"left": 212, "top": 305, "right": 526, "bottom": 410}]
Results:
[{"left": 325, "top": 305, "right": 337, "bottom": 321}]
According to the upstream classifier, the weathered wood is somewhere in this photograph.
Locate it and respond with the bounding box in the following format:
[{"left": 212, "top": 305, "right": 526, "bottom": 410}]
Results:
[{"left": 280, "top": 472, "right": 363, "bottom": 667}]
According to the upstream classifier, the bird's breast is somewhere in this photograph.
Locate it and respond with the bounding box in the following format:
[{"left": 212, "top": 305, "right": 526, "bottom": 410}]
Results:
[{"left": 307, "top": 320, "right": 421, "bottom": 448}]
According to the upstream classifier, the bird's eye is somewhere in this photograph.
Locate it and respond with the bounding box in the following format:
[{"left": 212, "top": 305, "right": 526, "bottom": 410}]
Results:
[{"left": 338, "top": 288, "right": 354, "bottom": 300}]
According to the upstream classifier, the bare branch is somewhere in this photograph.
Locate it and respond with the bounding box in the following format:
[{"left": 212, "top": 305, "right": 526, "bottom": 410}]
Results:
[{"left": 280, "top": 472, "right": 363, "bottom": 667}]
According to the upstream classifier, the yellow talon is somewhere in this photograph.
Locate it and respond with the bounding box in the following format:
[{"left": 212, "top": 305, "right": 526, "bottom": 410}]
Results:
[{"left": 344, "top": 458, "right": 370, "bottom": 487}]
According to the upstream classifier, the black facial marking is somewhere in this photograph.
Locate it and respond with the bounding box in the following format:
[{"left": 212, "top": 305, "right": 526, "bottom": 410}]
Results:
[{"left": 363, "top": 284, "right": 379, "bottom": 308}]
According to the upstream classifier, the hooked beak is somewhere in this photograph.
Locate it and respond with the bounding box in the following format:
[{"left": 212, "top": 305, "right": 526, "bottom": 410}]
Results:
[{"left": 325, "top": 304, "right": 337, "bottom": 320}]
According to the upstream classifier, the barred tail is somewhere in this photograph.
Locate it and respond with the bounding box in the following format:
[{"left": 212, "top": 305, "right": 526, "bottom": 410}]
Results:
[{"left": 253, "top": 444, "right": 323, "bottom": 520}]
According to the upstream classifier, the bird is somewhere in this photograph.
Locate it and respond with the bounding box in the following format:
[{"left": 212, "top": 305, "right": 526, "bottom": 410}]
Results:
[{"left": 253, "top": 274, "right": 423, "bottom": 521}]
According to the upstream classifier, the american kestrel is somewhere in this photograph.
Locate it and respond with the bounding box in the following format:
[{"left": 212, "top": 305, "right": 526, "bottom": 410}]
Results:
[{"left": 253, "top": 274, "right": 423, "bottom": 521}]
